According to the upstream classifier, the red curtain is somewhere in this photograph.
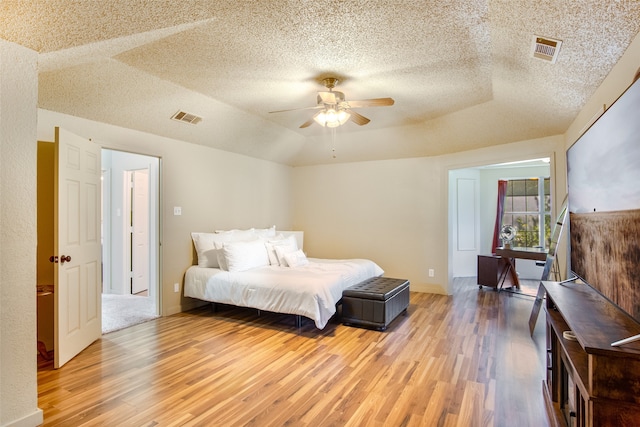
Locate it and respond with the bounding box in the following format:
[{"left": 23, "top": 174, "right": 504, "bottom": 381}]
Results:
[{"left": 491, "top": 180, "right": 508, "bottom": 254}]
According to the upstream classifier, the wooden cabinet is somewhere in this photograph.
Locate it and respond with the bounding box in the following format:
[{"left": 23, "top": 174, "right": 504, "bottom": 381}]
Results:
[{"left": 542, "top": 280, "right": 640, "bottom": 427}]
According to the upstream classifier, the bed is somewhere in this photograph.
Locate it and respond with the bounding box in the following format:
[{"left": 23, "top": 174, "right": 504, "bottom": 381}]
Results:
[{"left": 185, "top": 228, "right": 384, "bottom": 329}]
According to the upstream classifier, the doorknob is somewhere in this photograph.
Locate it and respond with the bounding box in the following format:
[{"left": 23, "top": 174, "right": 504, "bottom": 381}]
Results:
[{"left": 49, "top": 255, "right": 71, "bottom": 264}]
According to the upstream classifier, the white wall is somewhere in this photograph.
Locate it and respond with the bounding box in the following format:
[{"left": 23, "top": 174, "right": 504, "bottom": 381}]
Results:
[
  {"left": 37, "top": 109, "right": 294, "bottom": 316},
  {"left": 0, "top": 40, "right": 43, "bottom": 427},
  {"left": 292, "top": 157, "right": 445, "bottom": 293}
]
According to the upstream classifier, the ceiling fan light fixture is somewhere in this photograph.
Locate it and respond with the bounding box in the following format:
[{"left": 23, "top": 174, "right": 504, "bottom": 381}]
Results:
[
  {"left": 313, "top": 108, "right": 350, "bottom": 127},
  {"left": 337, "top": 109, "right": 350, "bottom": 125},
  {"left": 325, "top": 108, "right": 338, "bottom": 123},
  {"left": 314, "top": 110, "right": 328, "bottom": 126}
]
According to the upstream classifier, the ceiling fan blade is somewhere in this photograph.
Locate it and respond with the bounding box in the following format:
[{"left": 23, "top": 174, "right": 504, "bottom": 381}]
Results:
[
  {"left": 347, "top": 97, "right": 395, "bottom": 108},
  {"left": 348, "top": 110, "right": 371, "bottom": 126},
  {"left": 299, "top": 115, "right": 317, "bottom": 128},
  {"left": 269, "top": 105, "right": 324, "bottom": 113}
]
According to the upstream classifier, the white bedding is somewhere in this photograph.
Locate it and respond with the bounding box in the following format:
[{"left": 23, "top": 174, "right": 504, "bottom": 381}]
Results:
[{"left": 184, "top": 258, "right": 384, "bottom": 329}]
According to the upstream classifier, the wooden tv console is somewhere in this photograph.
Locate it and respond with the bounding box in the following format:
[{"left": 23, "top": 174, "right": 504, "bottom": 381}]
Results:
[{"left": 542, "top": 280, "right": 640, "bottom": 427}]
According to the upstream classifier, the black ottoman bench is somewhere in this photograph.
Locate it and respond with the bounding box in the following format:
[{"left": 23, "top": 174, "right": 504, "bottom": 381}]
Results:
[{"left": 342, "top": 277, "right": 410, "bottom": 330}]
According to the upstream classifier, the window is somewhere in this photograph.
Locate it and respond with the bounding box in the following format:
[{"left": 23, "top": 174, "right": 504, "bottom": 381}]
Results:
[{"left": 502, "top": 177, "right": 551, "bottom": 249}]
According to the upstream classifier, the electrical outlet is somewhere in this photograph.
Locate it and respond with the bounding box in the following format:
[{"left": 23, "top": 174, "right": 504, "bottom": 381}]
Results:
[
  {"left": 428, "top": 269, "right": 435, "bottom": 277},
  {"left": 174, "top": 206, "right": 182, "bottom": 216},
  {"left": 174, "top": 283, "right": 180, "bottom": 293}
]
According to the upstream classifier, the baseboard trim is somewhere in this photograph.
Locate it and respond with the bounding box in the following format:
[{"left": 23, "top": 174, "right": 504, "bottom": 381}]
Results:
[
  {"left": 165, "top": 299, "right": 208, "bottom": 316},
  {"left": 410, "top": 282, "right": 447, "bottom": 295},
  {"left": 3, "top": 408, "right": 43, "bottom": 427}
]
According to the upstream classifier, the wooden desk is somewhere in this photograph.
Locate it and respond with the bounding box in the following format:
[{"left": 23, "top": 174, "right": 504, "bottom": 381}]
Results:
[
  {"left": 494, "top": 246, "right": 547, "bottom": 261},
  {"left": 494, "top": 247, "right": 547, "bottom": 288},
  {"left": 477, "top": 255, "right": 515, "bottom": 290}
]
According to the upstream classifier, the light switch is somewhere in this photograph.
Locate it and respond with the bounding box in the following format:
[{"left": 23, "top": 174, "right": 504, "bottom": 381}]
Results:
[{"left": 174, "top": 206, "right": 182, "bottom": 216}]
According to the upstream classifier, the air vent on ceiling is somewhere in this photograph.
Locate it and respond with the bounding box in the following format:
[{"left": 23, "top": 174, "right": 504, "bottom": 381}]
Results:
[
  {"left": 532, "top": 36, "right": 562, "bottom": 64},
  {"left": 171, "top": 110, "right": 202, "bottom": 125}
]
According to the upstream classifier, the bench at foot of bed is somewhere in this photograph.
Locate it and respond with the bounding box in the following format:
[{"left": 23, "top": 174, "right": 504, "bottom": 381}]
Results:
[{"left": 342, "top": 277, "right": 410, "bottom": 331}]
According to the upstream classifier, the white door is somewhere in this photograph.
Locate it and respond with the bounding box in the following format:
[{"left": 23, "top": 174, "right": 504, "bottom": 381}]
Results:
[
  {"left": 54, "top": 127, "right": 102, "bottom": 368},
  {"left": 130, "top": 169, "right": 149, "bottom": 294}
]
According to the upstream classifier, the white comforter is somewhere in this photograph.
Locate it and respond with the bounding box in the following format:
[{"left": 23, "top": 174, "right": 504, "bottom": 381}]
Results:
[{"left": 184, "top": 258, "right": 384, "bottom": 329}]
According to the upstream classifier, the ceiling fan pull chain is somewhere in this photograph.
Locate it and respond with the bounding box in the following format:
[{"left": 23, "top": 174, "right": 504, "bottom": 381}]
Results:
[{"left": 331, "top": 127, "right": 337, "bottom": 159}]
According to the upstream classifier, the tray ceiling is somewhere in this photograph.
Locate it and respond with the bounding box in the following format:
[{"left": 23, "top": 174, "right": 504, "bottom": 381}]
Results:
[{"left": 3, "top": 1, "right": 640, "bottom": 165}]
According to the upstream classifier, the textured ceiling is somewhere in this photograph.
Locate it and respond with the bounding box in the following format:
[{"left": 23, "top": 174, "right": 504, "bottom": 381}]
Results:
[{"left": 3, "top": 1, "right": 640, "bottom": 165}]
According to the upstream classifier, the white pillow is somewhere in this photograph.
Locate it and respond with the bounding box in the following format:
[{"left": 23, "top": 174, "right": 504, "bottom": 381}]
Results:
[
  {"left": 266, "top": 235, "right": 298, "bottom": 266},
  {"left": 215, "top": 227, "right": 276, "bottom": 240},
  {"left": 253, "top": 226, "right": 276, "bottom": 239},
  {"left": 222, "top": 240, "right": 270, "bottom": 272},
  {"left": 216, "top": 251, "right": 228, "bottom": 271},
  {"left": 215, "top": 228, "right": 257, "bottom": 242},
  {"left": 283, "top": 249, "right": 309, "bottom": 268},
  {"left": 209, "top": 229, "right": 259, "bottom": 254},
  {"left": 191, "top": 232, "right": 221, "bottom": 268}
]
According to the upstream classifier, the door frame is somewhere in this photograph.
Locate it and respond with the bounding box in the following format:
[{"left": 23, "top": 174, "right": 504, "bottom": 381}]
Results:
[{"left": 101, "top": 169, "right": 111, "bottom": 293}]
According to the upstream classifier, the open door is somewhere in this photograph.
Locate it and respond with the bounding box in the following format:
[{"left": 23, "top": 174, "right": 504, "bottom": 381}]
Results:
[
  {"left": 130, "top": 169, "right": 150, "bottom": 294},
  {"left": 53, "top": 127, "right": 102, "bottom": 368}
]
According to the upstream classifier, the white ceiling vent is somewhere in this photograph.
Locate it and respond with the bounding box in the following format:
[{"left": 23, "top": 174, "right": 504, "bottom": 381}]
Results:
[
  {"left": 171, "top": 110, "right": 202, "bottom": 125},
  {"left": 531, "top": 36, "right": 562, "bottom": 64}
]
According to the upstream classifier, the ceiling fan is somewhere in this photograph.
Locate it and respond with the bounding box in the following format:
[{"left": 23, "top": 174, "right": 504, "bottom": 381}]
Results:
[{"left": 269, "top": 77, "right": 394, "bottom": 128}]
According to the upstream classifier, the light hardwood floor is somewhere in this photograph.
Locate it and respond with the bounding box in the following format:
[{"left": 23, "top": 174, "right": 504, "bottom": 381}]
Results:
[{"left": 38, "top": 278, "right": 551, "bottom": 426}]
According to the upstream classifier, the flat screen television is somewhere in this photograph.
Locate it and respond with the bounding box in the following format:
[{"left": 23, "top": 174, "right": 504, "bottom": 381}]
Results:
[{"left": 566, "top": 77, "right": 640, "bottom": 325}]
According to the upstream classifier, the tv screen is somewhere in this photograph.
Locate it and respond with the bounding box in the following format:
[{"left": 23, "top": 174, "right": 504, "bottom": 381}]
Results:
[{"left": 567, "top": 78, "right": 640, "bottom": 323}]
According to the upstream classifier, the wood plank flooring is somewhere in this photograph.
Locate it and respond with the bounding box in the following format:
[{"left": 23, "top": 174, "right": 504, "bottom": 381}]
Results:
[{"left": 38, "top": 278, "right": 550, "bottom": 426}]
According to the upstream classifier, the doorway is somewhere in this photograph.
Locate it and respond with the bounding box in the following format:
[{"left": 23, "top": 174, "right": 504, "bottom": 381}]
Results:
[
  {"left": 101, "top": 149, "right": 160, "bottom": 333},
  {"left": 448, "top": 157, "right": 552, "bottom": 280}
]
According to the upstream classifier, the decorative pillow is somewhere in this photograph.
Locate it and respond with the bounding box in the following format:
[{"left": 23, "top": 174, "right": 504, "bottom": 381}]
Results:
[
  {"left": 274, "top": 237, "right": 299, "bottom": 267},
  {"left": 283, "top": 249, "right": 309, "bottom": 268},
  {"left": 222, "top": 239, "right": 270, "bottom": 272},
  {"left": 264, "top": 235, "right": 284, "bottom": 265},
  {"left": 191, "top": 232, "right": 221, "bottom": 268},
  {"left": 266, "top": 235, "right": 298, "bottom": 266}
]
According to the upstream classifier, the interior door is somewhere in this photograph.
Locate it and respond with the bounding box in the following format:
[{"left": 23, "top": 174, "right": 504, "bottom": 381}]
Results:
[
  {"left": 131, "top": 169, "right": 149, "bottom": 294},
  {"left": 54, "top": 127, "right": 102, "bottom": 368}
]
